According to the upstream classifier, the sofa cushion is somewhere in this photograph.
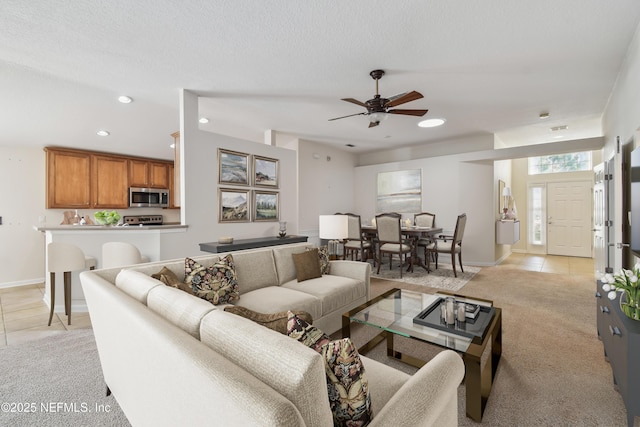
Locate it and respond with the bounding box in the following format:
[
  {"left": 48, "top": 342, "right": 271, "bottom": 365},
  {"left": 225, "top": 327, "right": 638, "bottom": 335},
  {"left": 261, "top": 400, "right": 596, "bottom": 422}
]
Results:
[
  {"left": 321, "top": 338, "right": 372, "bottom": 427},
  {"left": 200, "top": 310, "right": 333, "bottom": 427},
  {"left": 282, "top": 275, "right": 366, "bottom": 316},
  {"left": 287, "top": 311, "right": 331, "bottom": 352},
  {"left": 185, "top": 255, "right": 239, "bottom": 305},
  {"left": 292, "top": 249, "right": 322, "bottom": 282},
  {"left": 151, "top": 266, "right": 194, "bottom": 295},
  {"left": 224, "top": 306, "right": 312, "bottom": 334},
  {"left": 231, "top": 249, "right": 279, "bottom": 293},
  {"left": 358, "top": 355, "right": 409, "bottom": 418},
  {"left": 115, "top": 269, "right": 163, "bottom": 304},
  {"left": 234, "top": 286, "right": 322, "bottom": 321},
  {"left": 147, "top": 285, "right": 216, "bottom": 339},
  {"left": 273, "top": 244, "right": 310, "bottom": 285}
]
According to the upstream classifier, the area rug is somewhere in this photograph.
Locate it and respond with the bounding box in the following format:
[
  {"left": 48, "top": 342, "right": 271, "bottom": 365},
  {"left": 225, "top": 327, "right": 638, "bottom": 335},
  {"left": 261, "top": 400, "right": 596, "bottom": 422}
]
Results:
[
  {"left": 0, "top": 330, "right": 130, "bottom": 427},
  {"left": 371, "top": 262, "right": 480, "bottom": 291}
]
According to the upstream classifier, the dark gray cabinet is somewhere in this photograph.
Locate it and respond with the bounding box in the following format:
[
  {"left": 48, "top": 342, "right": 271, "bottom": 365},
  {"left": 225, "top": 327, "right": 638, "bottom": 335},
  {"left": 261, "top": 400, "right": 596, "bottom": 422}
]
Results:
[{"left": 596, "top": 281, "right": 640, "bottom": 427}]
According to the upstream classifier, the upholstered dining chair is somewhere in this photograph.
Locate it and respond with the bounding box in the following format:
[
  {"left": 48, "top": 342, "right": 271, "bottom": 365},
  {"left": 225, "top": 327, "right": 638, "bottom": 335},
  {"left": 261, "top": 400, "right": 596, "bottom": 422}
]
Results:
[
  {"left": 414, "top": 212, "right": 436, "bottom": 267},
  {"left": 426, "top": 213, "right": 467, "bottom": 277},
  {"left": 375, "top": 213, "right": 413, "bottom": 278},
  {"left": 102, "top": 242, "right": 150, "bottom": 269},
  {"left": 47, "top": 242, "right": 96, "bottom": 326},
  {"left": 342, "top": 213, "right": 375, "bottom": 265}
]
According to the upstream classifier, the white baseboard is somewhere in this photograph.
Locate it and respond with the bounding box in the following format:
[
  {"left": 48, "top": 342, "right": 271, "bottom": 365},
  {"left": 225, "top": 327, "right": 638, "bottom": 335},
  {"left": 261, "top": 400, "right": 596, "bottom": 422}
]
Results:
[{"left": 0, "top": 278, "right": 44, "bottom": 289}]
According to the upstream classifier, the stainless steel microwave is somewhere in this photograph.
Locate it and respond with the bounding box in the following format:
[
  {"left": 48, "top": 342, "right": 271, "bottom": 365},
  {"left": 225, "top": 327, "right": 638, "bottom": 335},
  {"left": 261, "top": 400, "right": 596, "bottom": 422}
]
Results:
[{"left": 129, "top": 187, "right": 169, "bottom": 208}]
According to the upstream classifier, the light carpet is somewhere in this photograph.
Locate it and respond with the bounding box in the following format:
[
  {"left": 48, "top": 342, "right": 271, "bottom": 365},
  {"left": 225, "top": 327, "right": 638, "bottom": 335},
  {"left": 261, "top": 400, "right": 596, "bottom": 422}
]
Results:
[
  {"left": 352, "top": 268, "right": 638, "bottom": 426},
  {"left": 371, "top": 261, "right": 480, "bottom": 291},
  {"left": 0, "top": 329, "right": 130, "bottom": 427}
]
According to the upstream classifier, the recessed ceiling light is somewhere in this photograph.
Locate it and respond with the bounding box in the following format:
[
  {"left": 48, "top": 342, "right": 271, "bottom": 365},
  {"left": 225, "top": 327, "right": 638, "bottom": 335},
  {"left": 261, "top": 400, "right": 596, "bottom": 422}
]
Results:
[
  {"left": 199, "top": 117, "right": 209, "bottom": 124},
  {"left": 118, "top": 95, "right": 133, "bottom": 104},
  {"left": 418, "top": 118, "right": 446, "bottom": 128},
  {"left": 96, "top": 130, "right": 110, "bottom": 136},
  {"left": 539, "top": 112, "right": 550, "bottom": 119}
]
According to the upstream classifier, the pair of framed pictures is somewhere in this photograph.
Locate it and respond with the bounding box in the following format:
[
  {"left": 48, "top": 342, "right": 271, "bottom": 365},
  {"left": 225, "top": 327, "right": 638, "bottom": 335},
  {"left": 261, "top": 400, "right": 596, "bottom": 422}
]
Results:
[
  {"left": 218, "top": 149, "right": 278, "bottom": 188},
  {"left": 218, "top": 149, "right": 279, "bottom": 222},
  {"left": 219, "top": 189, "right": 278, "bottom": 223}
]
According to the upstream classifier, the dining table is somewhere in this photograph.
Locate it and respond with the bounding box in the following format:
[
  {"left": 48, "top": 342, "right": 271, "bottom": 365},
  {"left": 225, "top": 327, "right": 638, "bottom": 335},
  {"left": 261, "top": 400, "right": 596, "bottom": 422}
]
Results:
[{"left": 360, "top": 224, "right": 443, "bottom": 272}]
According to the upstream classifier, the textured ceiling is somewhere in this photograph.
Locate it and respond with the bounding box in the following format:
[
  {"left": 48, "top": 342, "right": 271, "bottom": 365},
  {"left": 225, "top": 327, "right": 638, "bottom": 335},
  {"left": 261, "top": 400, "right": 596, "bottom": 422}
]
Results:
[{"left": 1, "top": 1, "right": 640, "bottom": 160}]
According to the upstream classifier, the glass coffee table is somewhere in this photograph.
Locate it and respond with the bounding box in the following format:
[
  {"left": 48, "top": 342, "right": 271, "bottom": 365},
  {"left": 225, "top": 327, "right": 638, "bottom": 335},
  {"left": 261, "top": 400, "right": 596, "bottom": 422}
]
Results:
[{"left": 342, "top": 288, "right": 502, "bottom": 422}]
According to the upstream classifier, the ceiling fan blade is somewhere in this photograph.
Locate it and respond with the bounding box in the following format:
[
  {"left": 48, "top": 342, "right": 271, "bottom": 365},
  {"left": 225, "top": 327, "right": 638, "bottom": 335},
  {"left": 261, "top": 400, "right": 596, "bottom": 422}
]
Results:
[
  {"left": 341, "top": 98, "right": 368, "bottom": 107},
  {"left": 387, "top": 91, "right": 408, "bottom": 102},
  {"left": 385, "top": 91, "right": 423, "bottom": 107},
  {"left": 388, "top": 108, "right": 429, "bottom": 117},
  {"left": 328, "top": 112, "right": 366, "bottom": 121},
  {"left": 368, "top": 121, "right": 379, "bottom": 128}
]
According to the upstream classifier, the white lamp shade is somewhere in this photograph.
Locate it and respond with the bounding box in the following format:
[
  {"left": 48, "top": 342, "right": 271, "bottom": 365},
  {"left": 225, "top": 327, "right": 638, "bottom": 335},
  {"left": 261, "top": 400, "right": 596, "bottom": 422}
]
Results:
[
  {"left": 502, "top": 187, "right": 512, "bottom": 197},
  {"left": 319, "top": 215, "right": 348, "bottom": 240}
]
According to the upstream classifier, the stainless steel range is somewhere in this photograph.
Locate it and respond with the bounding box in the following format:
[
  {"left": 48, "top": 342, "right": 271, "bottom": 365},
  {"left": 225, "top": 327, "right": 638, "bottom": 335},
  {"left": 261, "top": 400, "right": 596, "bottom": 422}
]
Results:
[{"left": 122, "top": 215, "right": 164, "bottom": 226}]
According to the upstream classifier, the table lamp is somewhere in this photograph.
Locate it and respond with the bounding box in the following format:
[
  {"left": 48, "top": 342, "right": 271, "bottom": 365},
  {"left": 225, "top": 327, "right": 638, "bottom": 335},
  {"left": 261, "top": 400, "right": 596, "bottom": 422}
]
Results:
[{"left": 319, "top": 215, "right": 348, "bottom": 257}]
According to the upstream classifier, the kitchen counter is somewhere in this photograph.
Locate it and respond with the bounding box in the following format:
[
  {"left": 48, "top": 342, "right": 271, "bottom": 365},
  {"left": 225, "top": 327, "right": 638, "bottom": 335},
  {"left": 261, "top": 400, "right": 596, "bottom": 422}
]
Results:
[
  {"left": 38, "top": 224, "right": 187, "bottom": 314},
  {"left": 35, "top": 224, "right": 187, "bottom": 232}
]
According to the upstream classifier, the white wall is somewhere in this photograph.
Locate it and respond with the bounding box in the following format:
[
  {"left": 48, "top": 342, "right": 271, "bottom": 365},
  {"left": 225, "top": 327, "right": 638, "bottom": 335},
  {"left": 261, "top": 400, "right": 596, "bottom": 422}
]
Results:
[
  {"left": 159, "top": 90, "right": 299, "bottom": 259},
  {"left": 603, "top": 21, "right": 640, "bottom": 271},
  {"left": 494, "top": 159, "right": 512, "bottom": 261},
  {"left": 297, "top": 139, "right": 357, "bottom": 235},
  {"left": 0, "top": 146, "right": 46, "bottom": 286},
  {"left": 354, "top": 154, "right": 496, "bottom": 266}
]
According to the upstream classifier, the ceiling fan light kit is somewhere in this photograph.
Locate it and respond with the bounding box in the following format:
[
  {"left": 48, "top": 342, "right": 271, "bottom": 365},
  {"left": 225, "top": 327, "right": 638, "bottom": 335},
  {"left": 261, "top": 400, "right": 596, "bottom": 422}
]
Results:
[{"left": 329, "top": 69, "right": 429, "bottom": 128}]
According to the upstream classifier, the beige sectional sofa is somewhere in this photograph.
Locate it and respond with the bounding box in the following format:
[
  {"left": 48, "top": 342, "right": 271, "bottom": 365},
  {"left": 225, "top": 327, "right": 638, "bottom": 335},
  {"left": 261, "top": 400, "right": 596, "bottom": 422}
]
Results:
[{"left": 80, "top": 242, "right": 465, "bottom": 427}]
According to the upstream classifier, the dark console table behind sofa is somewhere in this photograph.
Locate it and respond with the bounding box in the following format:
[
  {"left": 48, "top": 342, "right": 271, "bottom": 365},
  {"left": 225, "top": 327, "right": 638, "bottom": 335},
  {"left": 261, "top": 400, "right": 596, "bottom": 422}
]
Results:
[{"left": 199, "top": 235, "right": 308, "bottom": 253}]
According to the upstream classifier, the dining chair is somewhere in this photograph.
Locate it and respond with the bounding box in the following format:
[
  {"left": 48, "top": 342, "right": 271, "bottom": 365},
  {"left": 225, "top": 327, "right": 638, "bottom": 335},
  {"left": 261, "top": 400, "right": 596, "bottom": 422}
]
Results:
[
  {"left": 414, "top": 212, "right": 436, "bottom": 267},
  {"left": 426, "top": 213, "right": 467, "bottom": 277},
  {"left": 102, "top": 242, "right": 150, "bottom": 269},
  {"left": 375, "top": 213, "right": 413, "bottom": 278},
  {"left": 342, "top": 213, "right": 375, "bottom": 265},
  {"left": 47, "top": 242, "right": 96, "bottom": 326}
]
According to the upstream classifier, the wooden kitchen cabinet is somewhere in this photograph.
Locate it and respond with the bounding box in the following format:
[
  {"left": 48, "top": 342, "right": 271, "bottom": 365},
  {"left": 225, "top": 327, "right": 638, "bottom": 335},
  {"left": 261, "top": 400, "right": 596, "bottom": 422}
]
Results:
[
  {"left": 129, "top": 159, "right": 170, "bottom": 189},
  {"left": 92, "top": 154, "right": 129, "bottom": 208},
  {"left": 45, "top": 147, "right": 174, "bottom": 209},
  {"left": 46, "top": 148, "right": 92, "bottom": 208}
]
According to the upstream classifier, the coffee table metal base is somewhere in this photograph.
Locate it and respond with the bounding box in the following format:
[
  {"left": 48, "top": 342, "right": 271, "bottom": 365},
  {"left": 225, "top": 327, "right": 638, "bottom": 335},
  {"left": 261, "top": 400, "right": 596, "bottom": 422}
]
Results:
[{"left": 342, "top": 291, "right": 502, "bottom": 422}]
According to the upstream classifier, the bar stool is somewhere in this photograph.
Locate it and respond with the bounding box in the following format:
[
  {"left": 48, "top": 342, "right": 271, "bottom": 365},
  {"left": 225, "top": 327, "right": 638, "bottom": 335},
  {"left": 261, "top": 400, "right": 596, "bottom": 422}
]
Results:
[
  {"left": 102, "top": 242, "right": 150, "bottom": 269},
  {"left": 47, "top": 242, "right": 96, "bottom": 326}
]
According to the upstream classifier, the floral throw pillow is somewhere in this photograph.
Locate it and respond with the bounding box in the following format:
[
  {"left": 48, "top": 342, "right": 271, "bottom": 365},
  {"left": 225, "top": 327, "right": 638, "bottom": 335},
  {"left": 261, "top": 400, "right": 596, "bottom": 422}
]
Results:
[
  {"left": 321, "top": 338, "right": 372, "bottom": 427},
  {"left": 287, "top": 312, "right": 372, "bottom": 426},
  {"left": 286, "top": 311, "right": 331, "bottom": 352},
  {"left": 314, "top": 245, "right": 331, "bottom": 275},
  {"left": 184, "top": 255, "right": 239, "bottom": 305}
]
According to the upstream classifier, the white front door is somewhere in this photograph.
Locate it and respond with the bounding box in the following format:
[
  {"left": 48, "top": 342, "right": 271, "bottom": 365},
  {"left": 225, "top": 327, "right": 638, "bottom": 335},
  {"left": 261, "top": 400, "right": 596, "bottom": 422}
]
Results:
[{"left": 547, "top": 181, "right": 592, "bottom": 257}]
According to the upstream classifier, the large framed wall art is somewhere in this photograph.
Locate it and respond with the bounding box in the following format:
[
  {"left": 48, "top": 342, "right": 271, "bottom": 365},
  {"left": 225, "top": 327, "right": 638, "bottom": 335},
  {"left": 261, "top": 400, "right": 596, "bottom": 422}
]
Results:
[
  {"left": 376, "top": 169, "right": 422, "bottom": 213},
  {"left": 217, "top": 148, "right": 280, "bottom": 223}
]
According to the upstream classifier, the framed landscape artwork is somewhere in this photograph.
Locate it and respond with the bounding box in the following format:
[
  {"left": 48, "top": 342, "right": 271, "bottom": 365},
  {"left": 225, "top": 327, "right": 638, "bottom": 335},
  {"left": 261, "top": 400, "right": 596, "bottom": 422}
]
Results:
[
  {"left": 218, "top": 149, "right": 249, "bottom": 186},
  {"left": 253, "top": 155, "right": 279, "bottom": 188},
  {"left": 253, "top": 191, "right": 279, "bottom": 221},
  {"left": 219, "top": 188, "right": 250, "bottom": 222}
]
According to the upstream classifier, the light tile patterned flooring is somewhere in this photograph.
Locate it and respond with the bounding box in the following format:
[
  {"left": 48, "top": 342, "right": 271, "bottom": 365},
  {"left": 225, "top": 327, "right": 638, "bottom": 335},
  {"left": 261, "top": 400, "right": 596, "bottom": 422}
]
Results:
[{"left": 0, "top": 253, "right": 593, "bottom": 348}]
